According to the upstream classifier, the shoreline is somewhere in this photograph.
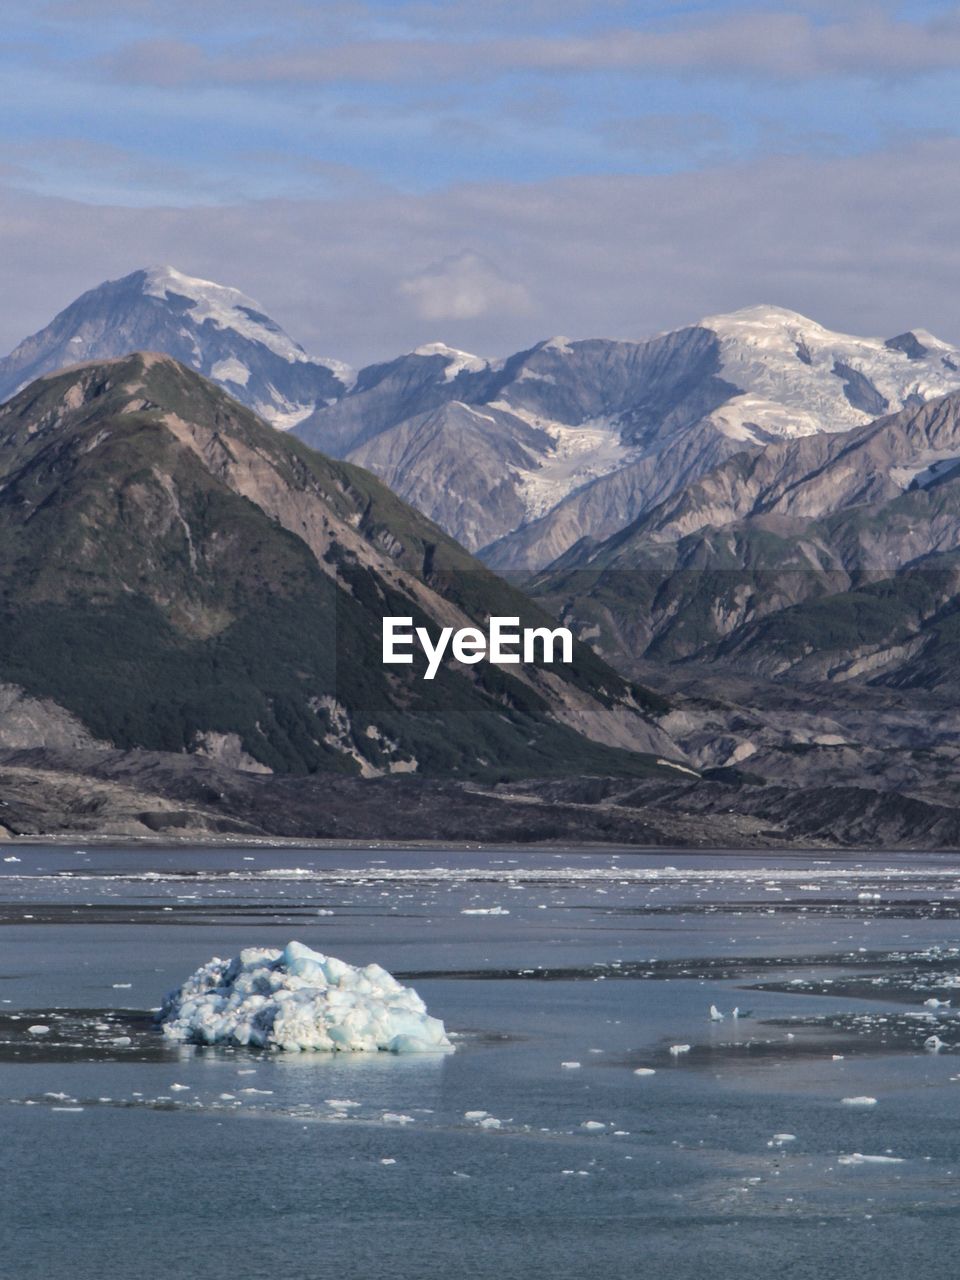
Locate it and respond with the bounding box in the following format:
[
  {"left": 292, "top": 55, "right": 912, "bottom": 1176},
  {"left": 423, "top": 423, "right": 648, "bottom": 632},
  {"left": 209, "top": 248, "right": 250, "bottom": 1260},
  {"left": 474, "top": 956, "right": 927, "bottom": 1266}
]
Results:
[{"left": 3, "top": 832, "right": 960, "bottom": 861}]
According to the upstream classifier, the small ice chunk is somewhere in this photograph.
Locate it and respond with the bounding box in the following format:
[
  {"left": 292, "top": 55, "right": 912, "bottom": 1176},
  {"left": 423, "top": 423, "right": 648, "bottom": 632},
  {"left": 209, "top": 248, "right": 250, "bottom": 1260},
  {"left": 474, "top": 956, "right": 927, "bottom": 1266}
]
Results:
[
  {"left": 669, "top": 1044, "right": 691, "bottom": 1056},
  {"left": 169, "top": 1084, "right": 190, "bottom": 1091},
  {"left": 27, "top": 1025, "right": 50, "bottom": 1035},
  {"left": 464, "top": 1110, "right": 489, "bottom": 1120},
  {"left": 633, "top": 1068, "right": 656, "bottom": 1076},
  {"left": 382, "top": 1113, "right": 415, "bottom": 1124},
  {"left": 580, "top": 1120, "right": 606, "bottom": 1131},
  {"left": 709, "top": 1005, "right": 724, "bottom": 1022},
  {"left": 561, "top": 1062, "right": 581, "bottom": 1070},
  {"left": 838, "top": 1153, "right": 904, "bottom": 1165},
  {"left": 479, "top": 1117, "right": 502, "bottom": 1129},
  {"left": 924, "top": 1035, "right": 947, "bottom": 1051},
  {"left": 841, "top": 1097, "right": 878, "bottom": 1106}
]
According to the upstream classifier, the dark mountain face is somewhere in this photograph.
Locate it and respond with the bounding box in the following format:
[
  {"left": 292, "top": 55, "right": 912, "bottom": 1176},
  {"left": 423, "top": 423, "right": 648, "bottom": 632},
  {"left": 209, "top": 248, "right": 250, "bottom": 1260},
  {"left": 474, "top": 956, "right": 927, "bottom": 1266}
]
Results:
[
  {"left": 0, "top": 267, "right": 351, "bottom": 428},
  {"left": 532, "top": 392, "right": 960, "bottom": 691},
  {"left": 0, "top": 354, "right": 677, "bottom": 778}
]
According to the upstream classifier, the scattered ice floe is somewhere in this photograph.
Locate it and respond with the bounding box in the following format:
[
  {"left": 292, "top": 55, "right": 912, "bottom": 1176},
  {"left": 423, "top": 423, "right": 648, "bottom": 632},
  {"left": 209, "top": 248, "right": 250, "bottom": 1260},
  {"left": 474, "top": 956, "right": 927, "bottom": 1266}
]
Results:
[
  {"left": 159, "top": 940, "right": 453, "bottom": 1053},
  {"left": 838, "top": 1153, "right": 904, "bottom": 1165}
]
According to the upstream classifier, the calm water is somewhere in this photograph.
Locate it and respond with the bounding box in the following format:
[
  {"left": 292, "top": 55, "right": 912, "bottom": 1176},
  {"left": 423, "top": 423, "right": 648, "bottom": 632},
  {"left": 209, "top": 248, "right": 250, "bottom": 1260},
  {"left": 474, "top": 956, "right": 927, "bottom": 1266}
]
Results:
[{"left": 3, "top": 844, "right": 960, "bottom": 1279}]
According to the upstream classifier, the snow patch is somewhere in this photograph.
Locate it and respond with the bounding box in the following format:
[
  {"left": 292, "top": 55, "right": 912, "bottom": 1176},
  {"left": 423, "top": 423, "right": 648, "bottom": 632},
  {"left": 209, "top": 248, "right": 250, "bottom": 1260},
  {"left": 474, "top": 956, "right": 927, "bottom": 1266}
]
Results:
[
  {"left": 209, "top": 357, "right": 251, "bottom": 387},
  {"left": 487, "top": 402, "right": 633, "bottom": 521},
  {"left": 413, "top": 342, "right": 488, "bottom": 382}
]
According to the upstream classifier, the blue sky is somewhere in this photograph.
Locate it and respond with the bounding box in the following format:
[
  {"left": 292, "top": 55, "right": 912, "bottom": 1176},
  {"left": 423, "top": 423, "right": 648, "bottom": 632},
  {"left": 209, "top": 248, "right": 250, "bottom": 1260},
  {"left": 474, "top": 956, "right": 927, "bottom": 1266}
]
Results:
[{"left": 3, "top": 1, "right": 960, "bottom": 362}]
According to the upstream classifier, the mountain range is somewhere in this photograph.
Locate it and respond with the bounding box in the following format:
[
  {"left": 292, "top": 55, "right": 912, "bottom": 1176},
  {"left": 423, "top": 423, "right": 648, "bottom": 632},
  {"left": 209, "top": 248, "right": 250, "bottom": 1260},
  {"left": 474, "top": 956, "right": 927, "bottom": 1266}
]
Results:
[
  {"left": 6, "top": 269, "right": 960, "bottom": 843},
  {"left": 8, "top": 268, "right": 960, "bottom": 571},
  {"left": 534, "top": 390, "right": 960, "bottom": 679}
]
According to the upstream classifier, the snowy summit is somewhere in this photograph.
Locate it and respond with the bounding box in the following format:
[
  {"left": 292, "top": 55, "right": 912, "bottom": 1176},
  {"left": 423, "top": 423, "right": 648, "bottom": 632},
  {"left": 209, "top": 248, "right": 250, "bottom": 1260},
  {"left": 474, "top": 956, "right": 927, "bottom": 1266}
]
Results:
[{"left": 0, "top": 265, "right": 354, "bottom": 429}]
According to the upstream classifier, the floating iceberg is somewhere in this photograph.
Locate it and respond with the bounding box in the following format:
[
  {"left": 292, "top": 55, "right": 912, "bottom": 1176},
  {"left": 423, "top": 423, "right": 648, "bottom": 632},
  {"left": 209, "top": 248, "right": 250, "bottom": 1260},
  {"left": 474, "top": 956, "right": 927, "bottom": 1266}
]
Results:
[{"left": 159, "top": 941, "right": 453, "bottom": 1054}]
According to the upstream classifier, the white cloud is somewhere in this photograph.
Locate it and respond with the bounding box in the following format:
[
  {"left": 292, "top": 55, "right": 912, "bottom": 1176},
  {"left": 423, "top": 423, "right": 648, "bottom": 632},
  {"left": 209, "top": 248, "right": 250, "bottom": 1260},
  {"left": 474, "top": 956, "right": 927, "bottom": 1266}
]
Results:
[{"left": 398, "top": 251, "right": 532, "bottom": 322}]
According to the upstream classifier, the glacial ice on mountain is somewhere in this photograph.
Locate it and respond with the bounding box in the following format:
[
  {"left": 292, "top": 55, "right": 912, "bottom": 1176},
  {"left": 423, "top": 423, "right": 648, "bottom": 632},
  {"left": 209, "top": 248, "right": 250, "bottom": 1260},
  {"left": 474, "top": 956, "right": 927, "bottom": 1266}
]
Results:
[
  {"left": 700, "top": 304, "right": 960, "bottom": 444},
  {"left": 142, "top": 265, "right": 354, "bottom": 385},
  {"left": 159, "top": 940, "right": 453, "bottom": 1053}
]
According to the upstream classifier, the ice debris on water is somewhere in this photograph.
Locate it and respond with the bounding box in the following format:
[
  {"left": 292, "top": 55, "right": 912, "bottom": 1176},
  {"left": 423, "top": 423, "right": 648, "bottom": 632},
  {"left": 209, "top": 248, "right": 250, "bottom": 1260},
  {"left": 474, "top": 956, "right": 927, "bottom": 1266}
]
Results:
[
  {"left": 841, "top": 1096, "right": 878, "bottom": 1106},
  {"left": 669, "top": 1044, "right": 692, "bottom": 1056},
  {"left": 158, "top": 940, "right": 453, "bottom": 1053},
  {"left": 838, "top": 1153, "right": 904, "bottom": 1165}
]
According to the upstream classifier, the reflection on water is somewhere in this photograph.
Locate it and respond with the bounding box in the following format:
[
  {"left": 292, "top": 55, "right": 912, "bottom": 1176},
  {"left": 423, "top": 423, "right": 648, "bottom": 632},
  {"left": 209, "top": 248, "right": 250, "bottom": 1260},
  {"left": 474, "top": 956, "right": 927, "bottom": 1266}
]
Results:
[{"left": 3, "top": 845, "right": 960, "bottom": 1279}]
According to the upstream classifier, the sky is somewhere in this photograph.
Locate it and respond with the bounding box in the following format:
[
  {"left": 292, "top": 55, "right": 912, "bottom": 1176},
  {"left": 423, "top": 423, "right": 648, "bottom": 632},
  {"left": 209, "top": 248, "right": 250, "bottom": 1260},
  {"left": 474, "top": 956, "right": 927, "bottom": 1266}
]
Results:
[{"left": 3, "top": 1, "right": 960, "bottom": 364}]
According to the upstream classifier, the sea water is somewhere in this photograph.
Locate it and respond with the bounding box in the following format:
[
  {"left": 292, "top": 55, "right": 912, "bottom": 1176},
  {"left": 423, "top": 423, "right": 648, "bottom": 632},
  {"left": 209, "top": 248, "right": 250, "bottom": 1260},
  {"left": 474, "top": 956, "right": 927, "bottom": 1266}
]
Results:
[{"left": 3, "top": 845, "right": 960, "bottom": 1279}]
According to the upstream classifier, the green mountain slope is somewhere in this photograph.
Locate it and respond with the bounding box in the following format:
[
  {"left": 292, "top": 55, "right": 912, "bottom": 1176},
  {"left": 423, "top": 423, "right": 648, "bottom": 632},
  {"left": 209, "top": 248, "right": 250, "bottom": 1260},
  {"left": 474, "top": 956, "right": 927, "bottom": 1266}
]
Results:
[{"left": 0, "top": 354, "right": 676, "bottom": 778}]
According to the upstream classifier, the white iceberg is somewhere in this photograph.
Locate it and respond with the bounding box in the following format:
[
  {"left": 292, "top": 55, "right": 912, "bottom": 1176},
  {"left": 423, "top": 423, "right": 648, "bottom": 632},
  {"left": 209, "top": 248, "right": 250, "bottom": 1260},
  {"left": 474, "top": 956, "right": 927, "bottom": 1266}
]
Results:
[{"left": 159, "top": 940, "right": 453, "bottom": 1054}]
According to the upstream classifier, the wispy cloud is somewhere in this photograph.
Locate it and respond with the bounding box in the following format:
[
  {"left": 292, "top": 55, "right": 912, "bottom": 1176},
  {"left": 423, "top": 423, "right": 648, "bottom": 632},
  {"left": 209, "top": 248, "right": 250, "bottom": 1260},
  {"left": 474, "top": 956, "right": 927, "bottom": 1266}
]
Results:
[{"left": 96, "top": 10, "right": 960, "bottom": 88}]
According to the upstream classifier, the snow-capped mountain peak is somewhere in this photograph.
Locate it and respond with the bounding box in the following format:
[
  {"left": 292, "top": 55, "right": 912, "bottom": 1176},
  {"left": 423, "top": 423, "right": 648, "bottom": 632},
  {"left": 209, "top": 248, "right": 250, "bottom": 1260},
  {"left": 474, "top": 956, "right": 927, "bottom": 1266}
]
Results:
[
  {"left": 411, "top": 342, "right": 488, "bottom": 382},
  {"left": 697, "top": 304, "right": 960, "bottom": 444},
  {"left": 142, "top": 264, "right": 307, "bottom": 363},
  {"left": 141, "top": 265, "right": 353, "bottom": 386},
  {"left": 0, "top": 266, "right": 354, "bottom": 427}
]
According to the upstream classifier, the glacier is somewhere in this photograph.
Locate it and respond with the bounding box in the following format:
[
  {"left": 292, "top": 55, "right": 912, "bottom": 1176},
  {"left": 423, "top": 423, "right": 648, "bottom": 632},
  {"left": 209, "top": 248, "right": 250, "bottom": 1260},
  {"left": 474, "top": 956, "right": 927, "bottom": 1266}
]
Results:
[{"left": 159, "top": 940, "right": 453, "bottom": 1053}]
